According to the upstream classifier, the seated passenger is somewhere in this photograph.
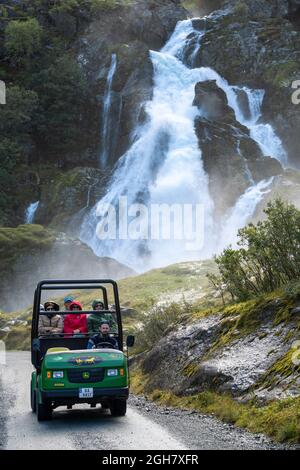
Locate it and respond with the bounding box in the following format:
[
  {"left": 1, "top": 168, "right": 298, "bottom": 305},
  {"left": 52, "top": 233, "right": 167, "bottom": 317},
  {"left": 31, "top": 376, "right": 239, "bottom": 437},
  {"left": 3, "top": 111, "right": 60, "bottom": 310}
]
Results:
[
  {"left": 87, "top": 321, "right": 118, "bottom": 349},
  {"left": 88, "top": 299, "right": 117, "bottom": 334},
  {"left": 63, "top": 301, "right": 87, "bottom": 337},
  {"left": 38, "top": 301, "right": 63, "bottom": 336},
  {"left": 64, "top": 295, "right": 74, "bottom": 311}
]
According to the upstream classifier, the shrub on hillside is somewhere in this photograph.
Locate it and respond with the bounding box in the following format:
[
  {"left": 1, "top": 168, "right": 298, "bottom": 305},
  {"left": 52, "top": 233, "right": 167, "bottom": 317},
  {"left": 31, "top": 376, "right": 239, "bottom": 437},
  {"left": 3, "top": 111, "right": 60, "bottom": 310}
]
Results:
[{"left": 208, "top": 199, "right": 300, "bottom": 302}]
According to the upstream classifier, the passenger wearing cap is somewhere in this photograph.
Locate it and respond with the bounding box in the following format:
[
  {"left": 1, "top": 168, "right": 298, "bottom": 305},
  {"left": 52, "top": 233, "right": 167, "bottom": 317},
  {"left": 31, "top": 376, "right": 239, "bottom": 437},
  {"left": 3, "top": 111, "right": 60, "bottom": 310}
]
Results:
[
  {"left": 87, "top": 299, "right": 117, "bottom": 334},
  {"left": 64, "top": 295, "right": 74, "bottom": 311},
  {"left": 63, "top": 301, "right": 87, "bottom": 336},
  {"left": 87, "top": 321, "right": 119, "bottom": 350},
  {"left": 38, "top": 301, "right": 63, "bottom": 336}
]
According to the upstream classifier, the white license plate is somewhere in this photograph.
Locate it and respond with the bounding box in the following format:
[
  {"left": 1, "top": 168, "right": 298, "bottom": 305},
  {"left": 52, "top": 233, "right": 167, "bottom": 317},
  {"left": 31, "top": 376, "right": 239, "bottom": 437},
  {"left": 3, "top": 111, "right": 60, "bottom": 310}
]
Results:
[{"left": 79, "top": 388, "right": 93, "bottom": 398}]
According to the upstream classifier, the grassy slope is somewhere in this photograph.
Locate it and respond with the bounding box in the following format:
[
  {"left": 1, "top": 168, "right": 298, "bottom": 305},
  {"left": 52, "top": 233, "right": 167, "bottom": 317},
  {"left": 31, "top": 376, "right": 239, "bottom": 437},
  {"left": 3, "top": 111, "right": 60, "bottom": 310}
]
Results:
[{"left": 0, "top": 259, "right": 217, "bottom": 348}]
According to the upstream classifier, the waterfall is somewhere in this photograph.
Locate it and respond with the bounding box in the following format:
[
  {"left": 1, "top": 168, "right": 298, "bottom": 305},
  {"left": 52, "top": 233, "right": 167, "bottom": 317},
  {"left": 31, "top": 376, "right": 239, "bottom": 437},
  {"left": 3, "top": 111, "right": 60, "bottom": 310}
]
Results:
[
  {"left": 218, "top": 178, "right": 273, "bottom": 251},
  {"left": 232, "top": 87, "right": 288, "bottom": 166},
  {"left": 99, "top": 54, "right": 118, "bottom": 169},
  {"left": 25, "top": 201, "right": 39, "bottom": 224},
  {"left": 81, "top": 18, "right": 288, "bottom": 271}
]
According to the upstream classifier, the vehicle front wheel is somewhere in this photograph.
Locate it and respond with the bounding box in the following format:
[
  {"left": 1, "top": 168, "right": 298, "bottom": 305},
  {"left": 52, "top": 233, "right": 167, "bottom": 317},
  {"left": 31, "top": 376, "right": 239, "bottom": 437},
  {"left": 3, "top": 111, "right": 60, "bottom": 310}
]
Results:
[
  {"left": 37, "top": 402, "right": 52, "bottom": 421},
  {"left": 31, "top": 387, "right": 36, "bottom": 413},
  {"left": 110, "top": 399, "right": 127, "bottom": 417}
]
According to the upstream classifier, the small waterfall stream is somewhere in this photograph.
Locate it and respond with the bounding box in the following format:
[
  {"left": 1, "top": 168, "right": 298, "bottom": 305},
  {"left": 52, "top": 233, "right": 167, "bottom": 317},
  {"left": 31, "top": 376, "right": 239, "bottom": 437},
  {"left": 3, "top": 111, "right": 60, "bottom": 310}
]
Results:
[
  {"left": 25, "top": 201, "right": 39, "bottom": 224},
  {"left": 100, "top": 54, "right": 118, "bottom": 169},
  {"left": 81, "top": 17, "right": 288, "bottom": 271}
]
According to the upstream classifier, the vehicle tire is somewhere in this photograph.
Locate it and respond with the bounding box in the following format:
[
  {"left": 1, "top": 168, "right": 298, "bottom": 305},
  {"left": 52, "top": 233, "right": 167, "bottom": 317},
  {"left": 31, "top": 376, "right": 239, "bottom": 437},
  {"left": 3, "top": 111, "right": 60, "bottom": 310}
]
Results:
[
  {"left": 37, "top": 402, "right": 52, "bottom": 421},
  {"left": 31, "top": 387, "right": 36, "bottom": 413},
  {"left": 110, "top": 399, "right": 127, "bottom": 417}
]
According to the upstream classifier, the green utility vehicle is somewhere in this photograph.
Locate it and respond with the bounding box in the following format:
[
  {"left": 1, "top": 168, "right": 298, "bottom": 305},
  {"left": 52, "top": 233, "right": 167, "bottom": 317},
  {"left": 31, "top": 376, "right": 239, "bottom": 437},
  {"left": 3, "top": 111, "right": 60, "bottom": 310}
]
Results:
[{"left": 31, "top": 279, "right": 135, "bottom": 421}]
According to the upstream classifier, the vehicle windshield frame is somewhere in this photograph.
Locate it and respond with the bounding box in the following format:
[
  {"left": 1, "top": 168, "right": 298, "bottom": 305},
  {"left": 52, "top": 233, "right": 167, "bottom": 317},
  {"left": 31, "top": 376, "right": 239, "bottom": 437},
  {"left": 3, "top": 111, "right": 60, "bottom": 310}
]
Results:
[{"left": 31, "top": 279, "right": 123, "bottom": 357}]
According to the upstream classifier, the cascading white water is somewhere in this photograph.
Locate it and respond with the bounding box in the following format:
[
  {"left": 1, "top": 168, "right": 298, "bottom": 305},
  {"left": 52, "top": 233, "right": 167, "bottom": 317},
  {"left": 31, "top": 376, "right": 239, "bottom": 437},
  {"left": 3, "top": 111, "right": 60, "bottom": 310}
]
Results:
[
  {"left": 218, "top": 178, "right": 273, "bottom": 251},
  {"left": 100, "top": 54, "right": 117, "bottom": 169},
  {"left": 233, "top": 86, "right": 288, "bottom": 166},
  {"left": 25, "top": 201, "right": 39, "bottom": 224},
  {"left": 81, "top": 18, "right": 288, "bottom": 271}
]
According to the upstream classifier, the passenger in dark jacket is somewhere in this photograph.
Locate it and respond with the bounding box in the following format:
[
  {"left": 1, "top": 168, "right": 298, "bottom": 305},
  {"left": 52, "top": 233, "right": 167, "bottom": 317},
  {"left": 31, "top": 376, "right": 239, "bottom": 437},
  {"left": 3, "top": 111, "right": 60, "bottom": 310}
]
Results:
[
  {"left": 87, "top": 322, "right": 118, "bottom": 349},
  {"left": 87, "top": 300, "right": 117, "bottom": 334}
]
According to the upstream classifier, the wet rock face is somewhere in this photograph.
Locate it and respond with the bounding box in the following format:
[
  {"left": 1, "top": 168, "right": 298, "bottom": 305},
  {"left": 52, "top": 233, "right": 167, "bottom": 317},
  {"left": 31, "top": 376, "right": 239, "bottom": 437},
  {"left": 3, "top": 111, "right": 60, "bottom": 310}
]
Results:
[
  {"left": 195, "top": 1, "right": 300, "bottom": 167},
  {"left": 192, "top": 80, "right": 282, "bottom": 217},
  {"left": 76, "top": 0, "right": 187, "bottom": 168},
  {"left": 34, "top": 167, "right": 109, "bottom": 233}
]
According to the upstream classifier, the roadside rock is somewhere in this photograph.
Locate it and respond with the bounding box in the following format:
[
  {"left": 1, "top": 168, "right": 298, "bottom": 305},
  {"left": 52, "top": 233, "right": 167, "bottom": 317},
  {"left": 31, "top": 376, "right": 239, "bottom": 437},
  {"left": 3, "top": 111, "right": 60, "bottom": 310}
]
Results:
[{"left": 137, "top": 298, "right": 299, "bottom": 403}]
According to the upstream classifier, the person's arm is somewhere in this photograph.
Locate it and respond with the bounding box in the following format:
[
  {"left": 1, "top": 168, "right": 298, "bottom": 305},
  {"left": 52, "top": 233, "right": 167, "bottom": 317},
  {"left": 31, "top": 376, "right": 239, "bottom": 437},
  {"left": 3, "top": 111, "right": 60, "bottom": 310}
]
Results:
[
  {"left": 52, "top": 316, "right": 63, "bottom": 334},
  {"left": 63, "top": 315, "right": 73, "bottom": 334},
  {"left": 87, "top": 315, "right": 94, "bottom": 335},
  {"left": 38, "top": 317, "right": 49, "bottom": 335},
  {"left": 87, "top": 338, "right": 95, "bottom": 349},
  {"left": 79, "top": 315, "right": 87, "bottom": 333}
]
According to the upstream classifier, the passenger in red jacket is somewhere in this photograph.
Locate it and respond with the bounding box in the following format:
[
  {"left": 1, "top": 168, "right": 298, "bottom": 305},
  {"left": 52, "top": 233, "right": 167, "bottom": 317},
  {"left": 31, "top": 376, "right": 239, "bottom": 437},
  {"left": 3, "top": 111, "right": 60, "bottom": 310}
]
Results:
[{"left": 63, "top": 301, "right": 87, "bottom": 336}]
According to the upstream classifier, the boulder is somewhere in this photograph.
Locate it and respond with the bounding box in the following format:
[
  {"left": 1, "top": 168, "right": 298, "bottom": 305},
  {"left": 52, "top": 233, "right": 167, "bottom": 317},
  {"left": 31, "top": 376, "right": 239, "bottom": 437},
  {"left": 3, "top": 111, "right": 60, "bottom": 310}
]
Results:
[{"left": 193, "top": 80, "right": 236, "bottom": 123}]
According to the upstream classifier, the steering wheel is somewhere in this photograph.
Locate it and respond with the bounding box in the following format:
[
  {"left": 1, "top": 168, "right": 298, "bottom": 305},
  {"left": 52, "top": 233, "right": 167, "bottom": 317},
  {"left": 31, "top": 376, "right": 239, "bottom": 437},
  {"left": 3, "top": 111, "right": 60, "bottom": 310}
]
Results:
[{"left": 93, "top": 342, "right": 115, "bottom": 349}]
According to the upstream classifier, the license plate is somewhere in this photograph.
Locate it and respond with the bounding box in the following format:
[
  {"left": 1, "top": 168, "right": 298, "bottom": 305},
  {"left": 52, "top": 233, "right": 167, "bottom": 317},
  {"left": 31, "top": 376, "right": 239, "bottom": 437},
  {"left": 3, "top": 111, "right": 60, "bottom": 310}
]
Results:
[{"left": 79, "top": 388, "right": 93, "bottom": 398}]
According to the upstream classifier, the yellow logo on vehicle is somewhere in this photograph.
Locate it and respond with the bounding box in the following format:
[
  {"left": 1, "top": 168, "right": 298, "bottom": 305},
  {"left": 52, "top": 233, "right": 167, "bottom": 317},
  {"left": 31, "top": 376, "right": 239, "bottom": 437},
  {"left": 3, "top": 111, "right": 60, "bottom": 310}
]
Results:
[
  {"left": 85, "top": 357, "right": 95, "bottom": 364},
  {"left": 82, "top": 371, "right": 90, "bottom": 379},
  {"left": 69, "top": 356, "right": 102, "bottom": 365}
]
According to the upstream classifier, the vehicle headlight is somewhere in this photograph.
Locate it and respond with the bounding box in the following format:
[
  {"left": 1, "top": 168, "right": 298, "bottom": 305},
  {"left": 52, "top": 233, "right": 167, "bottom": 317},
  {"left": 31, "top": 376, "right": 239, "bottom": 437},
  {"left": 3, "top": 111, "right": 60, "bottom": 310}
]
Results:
[
  {"left": 107, "top": 369, "right": 118, "bottom": 377},
  {"left": 53, "top": 371, "right": 64, "bottom": 379}
]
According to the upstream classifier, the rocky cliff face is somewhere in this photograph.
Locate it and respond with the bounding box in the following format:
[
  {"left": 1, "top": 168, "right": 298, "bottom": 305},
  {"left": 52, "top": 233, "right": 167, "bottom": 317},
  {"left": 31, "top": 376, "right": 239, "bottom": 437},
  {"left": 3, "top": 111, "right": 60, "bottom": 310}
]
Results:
[
  {"left": 193, "top": 80, "right": 282, "bottom": 217},
  {"left": 1, "top": 0, "right": 300, "bottom": 268},
  {"left": 134, "top": 292, "right": 300, "bottom": 405},
  {"left": 194, "top": 0, "right": 300, "bottom": 168},
  {"left": 29, "top": 0, "right": 300, "bottom": 231},
  {"left": 74, "top": 0, "right": 187, "bottom": 166}
]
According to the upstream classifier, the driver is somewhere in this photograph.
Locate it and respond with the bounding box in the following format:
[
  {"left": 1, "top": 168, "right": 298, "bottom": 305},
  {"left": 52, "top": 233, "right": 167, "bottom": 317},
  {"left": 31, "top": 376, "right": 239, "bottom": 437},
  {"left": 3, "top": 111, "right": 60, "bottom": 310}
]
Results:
[{"left": 87, "top": 321, "right": 119, "bottom": 350}]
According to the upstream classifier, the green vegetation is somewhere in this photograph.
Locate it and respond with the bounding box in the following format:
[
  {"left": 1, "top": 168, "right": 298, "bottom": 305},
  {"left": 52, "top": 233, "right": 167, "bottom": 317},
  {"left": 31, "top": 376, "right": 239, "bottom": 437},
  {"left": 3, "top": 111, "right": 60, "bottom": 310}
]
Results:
[
  {"left": 0, "top": 224, "right": 55, "bottom": 273},
  {"left": 263, "top": 60, "right": 299, "bottom": 88},
  {"left": 5, "top": 18, "right": 43, "bottom": 59},
  {"left": 76, "top": 259, "right": 217, "bottom": 316},
  {"left": 233, "top": 0, "right": 249, "bottom": 17},
  {"left": 0, "top": 2, "right": 85, "bottom": 222},
  {"left": 208, "top": 199, "right": 300, "bottom": 302},
  {"left": 134, "top": 302, "right": 187, "bottom": 353},
  {"left": 1, "top": 259, "right": 217, "bottom": 349},
  {"left": 131, "top": 369, "right": 300, "bottom": 443}
]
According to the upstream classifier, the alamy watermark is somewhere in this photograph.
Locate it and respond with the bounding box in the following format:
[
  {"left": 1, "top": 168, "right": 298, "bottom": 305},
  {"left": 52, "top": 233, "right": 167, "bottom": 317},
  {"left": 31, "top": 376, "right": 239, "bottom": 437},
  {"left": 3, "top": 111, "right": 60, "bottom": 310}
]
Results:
[
  {"left": 0, "top": 80, "right": 6, "bottom": 105},
  {"left": 291, "top": 80, "right": 300, "bottom": 105},
  {"left": 95, "top": 197, "right": 205, "bottom": 251}
]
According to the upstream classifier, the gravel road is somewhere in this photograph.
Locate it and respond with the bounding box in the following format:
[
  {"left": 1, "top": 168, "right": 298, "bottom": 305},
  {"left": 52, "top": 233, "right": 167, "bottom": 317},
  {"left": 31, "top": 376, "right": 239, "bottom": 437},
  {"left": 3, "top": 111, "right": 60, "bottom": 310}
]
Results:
[{"left": 0, "top": 352, "right": 295, "bottom": 450}]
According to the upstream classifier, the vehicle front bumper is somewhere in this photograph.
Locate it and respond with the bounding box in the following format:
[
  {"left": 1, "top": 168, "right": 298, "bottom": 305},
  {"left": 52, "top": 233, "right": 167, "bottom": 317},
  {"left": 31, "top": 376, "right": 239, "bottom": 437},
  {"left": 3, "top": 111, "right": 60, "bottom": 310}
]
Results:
[{"left": 41, "top": 387, "right": 129, "bottom": 404}]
